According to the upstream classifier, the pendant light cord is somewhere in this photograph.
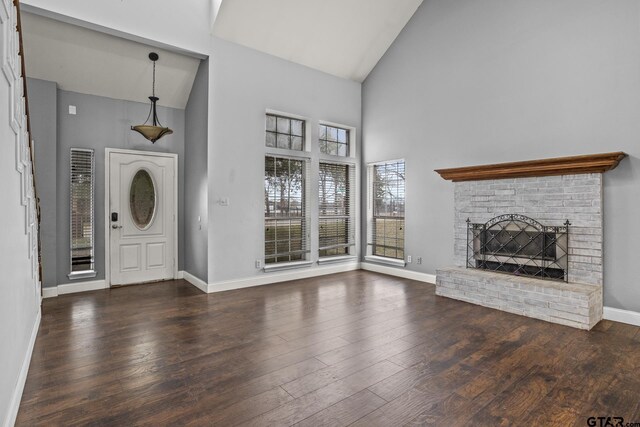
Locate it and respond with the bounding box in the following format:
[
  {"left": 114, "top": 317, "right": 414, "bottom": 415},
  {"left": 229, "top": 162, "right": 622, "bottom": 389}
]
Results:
[
  {"left": 152, "top": 59, "right": 156, "bottom": 97},
  {"left": 151, "top": 58, "right": 164, "bottom": 127}
]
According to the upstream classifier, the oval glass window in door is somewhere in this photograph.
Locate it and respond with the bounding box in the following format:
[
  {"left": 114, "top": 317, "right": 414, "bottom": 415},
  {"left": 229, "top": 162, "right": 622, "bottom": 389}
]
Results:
[{"left": 130, "top": 169, "right": 156, "bottom": 229}]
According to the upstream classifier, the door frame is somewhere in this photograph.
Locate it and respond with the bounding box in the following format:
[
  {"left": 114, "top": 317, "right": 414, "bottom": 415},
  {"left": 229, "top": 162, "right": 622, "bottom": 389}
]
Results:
[{"left": 104, "top": 148, "right": 178, "bottom": 287}]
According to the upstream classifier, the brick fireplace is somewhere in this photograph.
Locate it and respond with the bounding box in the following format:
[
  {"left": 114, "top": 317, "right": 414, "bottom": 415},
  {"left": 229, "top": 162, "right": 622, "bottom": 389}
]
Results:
[{"left": 434, "top": 153, "right": 626, "bottom": 330}]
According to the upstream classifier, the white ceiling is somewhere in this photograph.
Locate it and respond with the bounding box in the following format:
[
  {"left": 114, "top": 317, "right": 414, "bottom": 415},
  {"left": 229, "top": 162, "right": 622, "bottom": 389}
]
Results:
[
  {"left": 213, "top": 0, "right": 424, "bottom": 82},
  {"left": 21, "top": 12, "right": 201, "bottom": 109}
]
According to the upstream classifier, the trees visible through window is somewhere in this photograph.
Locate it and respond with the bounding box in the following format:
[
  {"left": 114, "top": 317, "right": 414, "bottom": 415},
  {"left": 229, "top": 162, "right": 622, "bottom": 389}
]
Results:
[
  {"left": 319, "top": 162, "right": 354, "bottom": 257},
  {"left": 266, "top": 114, "right": 305, "bottom": 151},
  {"left": 369, "top": 161, "right": 405, "bottom": 260},
  {"left": 264, "top": 112, "right": 357, "bottom": 267},
  {"left": 319, "top": 124, "right": 349, "bottom": 157},
  {"left": 264, "top": 156, "right": 308, "bottom": 263}
]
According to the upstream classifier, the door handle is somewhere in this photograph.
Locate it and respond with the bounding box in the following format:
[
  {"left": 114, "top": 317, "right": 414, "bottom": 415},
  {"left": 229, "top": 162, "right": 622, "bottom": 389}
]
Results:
[{"left": 112, "top": 224, "right": 123, "bottom": 229}]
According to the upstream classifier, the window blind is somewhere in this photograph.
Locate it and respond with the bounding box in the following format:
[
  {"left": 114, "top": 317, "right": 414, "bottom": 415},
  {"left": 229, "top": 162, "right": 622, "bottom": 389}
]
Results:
[
  {"left": 264, "top": 156, "right": 310, "bottom": 264},
  {"left": 70, "top": 149, "right": 95, "bottom": 274},
  {"left": 368, "top": 161, "right": 405, "bottom": 260},
  {"left": 319, "top": 162, "right": 355, "bottom": 257}
]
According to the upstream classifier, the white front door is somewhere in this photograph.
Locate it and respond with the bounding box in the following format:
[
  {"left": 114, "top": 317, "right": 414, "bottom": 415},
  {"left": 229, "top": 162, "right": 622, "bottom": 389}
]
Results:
[{"left": 108, "top": 150, "right": 177, "bottom": 286}]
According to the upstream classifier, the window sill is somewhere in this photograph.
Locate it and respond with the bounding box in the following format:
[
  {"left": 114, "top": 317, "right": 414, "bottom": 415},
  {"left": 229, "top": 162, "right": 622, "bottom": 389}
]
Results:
[
  {"left": 263, "top": 260, "right": 313, "bottom": 273},
  {"left": 68, "top": 270, "right": 97, "bottom": 280},
  {"left": 317, "top": 255, "right": 358, "bottom": 265},
  {"left": 318, "top": 153, "right": 356, "bottom": 162},
  {"left": 364, "top": 256, "right": 406, "bottom": 268}
]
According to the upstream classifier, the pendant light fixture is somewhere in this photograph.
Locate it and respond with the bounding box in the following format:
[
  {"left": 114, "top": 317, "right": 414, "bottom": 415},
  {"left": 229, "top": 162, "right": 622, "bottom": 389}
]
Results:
[{"left": 131, "top": 52, "right": 173, "bottom": 143}]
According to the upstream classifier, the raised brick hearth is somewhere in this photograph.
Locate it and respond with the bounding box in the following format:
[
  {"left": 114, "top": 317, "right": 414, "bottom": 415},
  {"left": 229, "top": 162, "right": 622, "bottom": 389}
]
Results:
[{"left": 436, "top": 267, "right": 602, "bottom": 329}]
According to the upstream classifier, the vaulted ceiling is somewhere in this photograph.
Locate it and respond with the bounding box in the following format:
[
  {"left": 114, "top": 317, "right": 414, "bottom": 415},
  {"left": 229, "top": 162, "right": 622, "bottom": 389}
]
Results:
[
  {"left": 20, "top": 0, "right": 424, "bottom": 104},
  {"left": 213, "top": 0, "right": 424, "bottom": 82},
  {"left": 21, "top": 12, "right": 201, "bottom": 109}
]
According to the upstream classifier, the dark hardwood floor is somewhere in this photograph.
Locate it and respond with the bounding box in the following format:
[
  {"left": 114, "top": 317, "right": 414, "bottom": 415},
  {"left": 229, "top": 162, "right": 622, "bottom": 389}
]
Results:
[{"left": 16, "top": 271, "right": 640, "bottom": 426}]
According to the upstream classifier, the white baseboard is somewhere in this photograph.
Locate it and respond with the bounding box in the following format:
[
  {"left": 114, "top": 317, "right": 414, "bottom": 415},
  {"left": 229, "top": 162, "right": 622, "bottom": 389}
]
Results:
[
  {"left": 181, "top": 271, "right": 208, "bottom": 293},
  {"left": 42, "top": 286, "right": 58, "bottom": 298},
  {"left": 4, "top": 307, "right": 41, "bottom": 427},
  {"left": 43, "top": 264, "right": 435, "bottom": 298},
  {"left": 603, "top": 306, "right": 640, "bottom": 327},
  {"left": 43, "top": 272, "right": 191, "bottom": 298},
  {"left": 42, "top": 280, "right": 107, "bottom": 298},
  {"left": 360, "top": 262, "right": 436, "bottom": 284},
  {"left": 206, "top": 262, "right": 361, "bottom": 293}
]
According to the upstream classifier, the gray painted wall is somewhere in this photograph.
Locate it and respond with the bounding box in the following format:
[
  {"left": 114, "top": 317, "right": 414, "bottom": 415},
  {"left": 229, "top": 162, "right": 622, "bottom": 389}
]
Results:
[
  {"left": 26, "top": 84, "right": 187, "bottom": 287},
  {"left": 208, "top": 38, "right": 362, "bottom": 283},
  {"left": 26, "top": 78, "right": 57, "bottom": 287},
  {"left": 55, "top": 90, "right": 185, "bottom": 286},
  {"left": 362, "top": 0, "right": 640, "bottom": 311},
  {"left": 184, "top": 58, "right": 209, "bottom": 282}
]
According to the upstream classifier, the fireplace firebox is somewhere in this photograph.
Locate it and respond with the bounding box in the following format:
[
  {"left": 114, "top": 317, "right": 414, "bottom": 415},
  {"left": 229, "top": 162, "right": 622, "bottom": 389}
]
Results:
[{"left": 467, "top": 214, "right": 569, "bottom": 282}]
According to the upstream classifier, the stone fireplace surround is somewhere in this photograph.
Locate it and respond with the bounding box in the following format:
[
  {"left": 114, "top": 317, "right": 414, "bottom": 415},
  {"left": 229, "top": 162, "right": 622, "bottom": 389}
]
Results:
[{"left": 434, "top": 153, "right": 626, "bottom": 330}]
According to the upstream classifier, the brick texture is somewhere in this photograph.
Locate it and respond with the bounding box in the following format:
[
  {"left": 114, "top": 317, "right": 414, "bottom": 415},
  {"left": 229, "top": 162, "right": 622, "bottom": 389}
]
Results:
[
  {"left": 436, "top": 267, "right": 602, "bottom": 330},
  {"left": 453, "top": 174, "right": 603, "bottom": 286},
  {"left": 439, "top": 173, "right": 604, "bottom": 329}
]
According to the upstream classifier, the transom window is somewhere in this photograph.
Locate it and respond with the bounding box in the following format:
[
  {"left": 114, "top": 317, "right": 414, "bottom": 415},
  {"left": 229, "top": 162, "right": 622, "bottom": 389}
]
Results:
[
  {"left": 264, "top": 156, "right": 309, "bottom": 264},
  {"left": 319, "top": 162, "right": 355, "bottom": 257},
  {"left": 266, "top": 113, "right": 305, "bottom": 151},
  {"left": 368, "top": 160, "right": 405, "bottom": 260},
  {"left": 319, "top": 124, "right": 349, "bottom": 157}
]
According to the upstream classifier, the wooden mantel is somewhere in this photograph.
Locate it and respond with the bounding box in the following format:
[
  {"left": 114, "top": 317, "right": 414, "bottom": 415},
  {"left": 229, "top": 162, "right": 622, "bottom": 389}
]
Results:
[{"left": 435, "top": 152, "right": 627, "bottom": 182}]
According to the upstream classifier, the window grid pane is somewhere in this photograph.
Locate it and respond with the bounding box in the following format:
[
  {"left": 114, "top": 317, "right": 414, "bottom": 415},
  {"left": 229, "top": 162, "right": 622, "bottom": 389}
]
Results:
[
  {"left": 265, "top": 156, "right": 309, "bottom": 263},
  {"left": 70, "top": 149, "right": 95, "bottom": 273},
  {"left": 319, "top": 124, "right": 349, "bottom": 157},
  {"left": 266, "top": 113, "right": 305, "bottom": 151},
  {"left": 369, "top": 161, "right": 405, "bottom": 260}
]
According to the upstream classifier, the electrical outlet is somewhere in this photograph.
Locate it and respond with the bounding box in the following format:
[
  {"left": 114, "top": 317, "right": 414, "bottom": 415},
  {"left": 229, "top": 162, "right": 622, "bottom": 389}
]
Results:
[
  {"left": 407, "top": 255, "right": 412, "bottom": 263},
  {"left": 255, "top": 259, "right": 262, "bottom": 269},
  {"left": 416, "top": 257, "right": 423, "bottom": 265}
]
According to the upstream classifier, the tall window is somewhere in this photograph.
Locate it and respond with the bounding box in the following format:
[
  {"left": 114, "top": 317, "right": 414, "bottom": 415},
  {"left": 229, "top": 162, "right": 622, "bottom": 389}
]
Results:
[
  {"left": 69, "top": 148, "right": 96, "bottom": 278},
  {"left": 319, "top": 124, "right": 349, "bottom": 157},
  {"left": 266, "top": 113, "right": 305, "bottom": 151},
  {"left": 264, "top": 156, "right": 309, "bottom": 264},
  {"left": 368, "top": 161, "right": 405, "bottom": 260},
  {"left": 319, "top": 162, "right": 355, "bottom": 257}
]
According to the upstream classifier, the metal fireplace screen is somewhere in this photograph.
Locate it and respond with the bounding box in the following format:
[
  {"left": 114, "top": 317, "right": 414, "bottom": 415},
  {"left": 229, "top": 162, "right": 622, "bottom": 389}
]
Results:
[{"left": 467, "top": 214, "right": 569, "bottom": 282}]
